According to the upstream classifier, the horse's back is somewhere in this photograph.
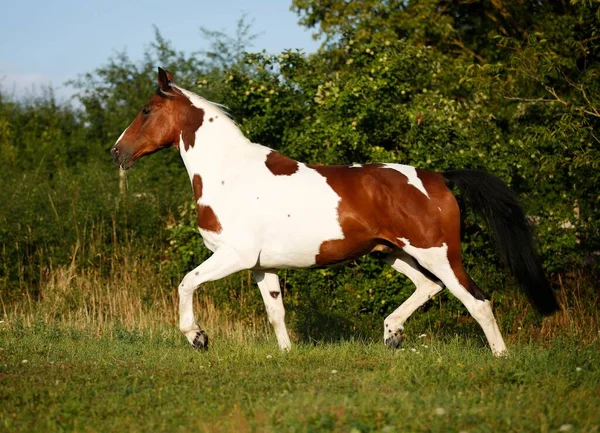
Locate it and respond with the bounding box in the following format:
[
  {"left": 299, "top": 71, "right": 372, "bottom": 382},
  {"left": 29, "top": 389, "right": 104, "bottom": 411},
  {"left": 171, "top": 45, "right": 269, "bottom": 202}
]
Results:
[{"left": 203, "top": 159, "right": 457, "bottom": 268}]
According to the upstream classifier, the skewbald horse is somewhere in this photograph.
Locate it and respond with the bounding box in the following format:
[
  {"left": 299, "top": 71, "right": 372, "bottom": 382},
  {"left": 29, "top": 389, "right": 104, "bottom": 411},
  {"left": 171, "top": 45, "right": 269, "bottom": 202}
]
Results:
[{"left": 112, "top": 68, "right": 559, "bottom": 356}]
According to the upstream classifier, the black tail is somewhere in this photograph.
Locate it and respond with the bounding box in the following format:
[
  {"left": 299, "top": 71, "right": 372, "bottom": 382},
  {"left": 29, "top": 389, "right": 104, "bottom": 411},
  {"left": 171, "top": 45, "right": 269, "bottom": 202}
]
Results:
[{"left": 443, "top": 169, "right": 559, "bottom": 315}]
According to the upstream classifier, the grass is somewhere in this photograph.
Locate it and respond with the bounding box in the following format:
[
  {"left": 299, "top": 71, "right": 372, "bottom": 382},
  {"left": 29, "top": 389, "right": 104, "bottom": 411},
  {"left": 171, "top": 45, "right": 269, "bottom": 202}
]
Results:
[
  {"left": 1, "top": 261, "right": 599, "bottom": 432},
  {"left": 1, "top": 321, "right": 599, "bottom": 433}
]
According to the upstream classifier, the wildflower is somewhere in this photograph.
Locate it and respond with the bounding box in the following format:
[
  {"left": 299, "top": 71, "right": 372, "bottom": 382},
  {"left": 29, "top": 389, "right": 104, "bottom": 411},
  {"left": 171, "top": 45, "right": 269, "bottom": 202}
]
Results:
[
  {"left": 22, "top": 360, "right": 28, "bottom": 364},
  {"left": 559, "top": 425, "right": 573, "bottom": 432},
  {"left": 266, "top": 355, "right": 273, "bottom": 359},
  {"left": 331, "top": 370, "right": 338, "bottom": 374},
  {"left": 434, "top": 407, "right": 446, "bottom": 416}
]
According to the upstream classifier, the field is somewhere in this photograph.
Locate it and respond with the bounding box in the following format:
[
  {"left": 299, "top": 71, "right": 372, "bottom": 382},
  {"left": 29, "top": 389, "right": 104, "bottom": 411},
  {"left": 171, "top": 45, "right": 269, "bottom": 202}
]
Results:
[
  {"left": 1, "top": 317, "right": 599, "bottom": 432},
  {"left": 1, "top": 257, "right": 599, "bottom": 433}
]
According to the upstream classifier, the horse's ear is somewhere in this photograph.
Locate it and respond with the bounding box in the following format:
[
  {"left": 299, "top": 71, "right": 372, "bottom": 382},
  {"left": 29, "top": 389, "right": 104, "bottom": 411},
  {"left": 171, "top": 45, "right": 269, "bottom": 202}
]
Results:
[{"left": 157, "top": 67, "right": 174, "bottom": 92}]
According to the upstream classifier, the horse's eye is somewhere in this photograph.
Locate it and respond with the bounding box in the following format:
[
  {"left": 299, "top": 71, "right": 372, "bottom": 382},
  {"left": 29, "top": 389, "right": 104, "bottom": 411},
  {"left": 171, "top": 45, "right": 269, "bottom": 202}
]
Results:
[{"left": 142, "top": 107, "right": 151, "bottom": 115}]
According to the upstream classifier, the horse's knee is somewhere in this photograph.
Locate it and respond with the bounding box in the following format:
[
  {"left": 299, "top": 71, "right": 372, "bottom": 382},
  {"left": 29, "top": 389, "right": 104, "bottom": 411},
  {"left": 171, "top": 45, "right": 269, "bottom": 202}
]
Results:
[{"left": 178, "top": 272, "right": 199, "bottom": 297}]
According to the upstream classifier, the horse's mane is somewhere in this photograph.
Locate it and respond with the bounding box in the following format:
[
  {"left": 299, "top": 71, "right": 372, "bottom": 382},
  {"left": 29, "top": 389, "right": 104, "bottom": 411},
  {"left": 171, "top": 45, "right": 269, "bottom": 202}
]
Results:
[{"left": 173, "top": 85, "right": 237, "bottom": 124}]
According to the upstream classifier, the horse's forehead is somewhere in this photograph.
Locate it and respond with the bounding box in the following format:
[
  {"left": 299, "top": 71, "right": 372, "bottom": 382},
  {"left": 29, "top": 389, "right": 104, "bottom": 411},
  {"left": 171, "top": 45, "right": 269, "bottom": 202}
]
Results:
[{"left": 148, "top": 93, "right": 166, "bottom": 105}]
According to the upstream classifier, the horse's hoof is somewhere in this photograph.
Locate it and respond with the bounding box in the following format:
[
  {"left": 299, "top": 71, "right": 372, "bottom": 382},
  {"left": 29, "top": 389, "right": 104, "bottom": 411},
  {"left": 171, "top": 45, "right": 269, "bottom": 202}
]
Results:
[
  {"left": 385, "top": 329, "right": 403, "bottom": 349},
  {"left": 192, "top": 330, "right": 209, "bottom": 350}
]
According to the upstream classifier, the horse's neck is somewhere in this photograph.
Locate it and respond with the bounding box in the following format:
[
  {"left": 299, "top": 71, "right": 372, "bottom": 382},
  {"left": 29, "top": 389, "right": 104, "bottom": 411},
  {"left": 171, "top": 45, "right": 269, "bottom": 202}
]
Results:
[{"left": 179, "top": 120, "right": 269, "bottom": 183}]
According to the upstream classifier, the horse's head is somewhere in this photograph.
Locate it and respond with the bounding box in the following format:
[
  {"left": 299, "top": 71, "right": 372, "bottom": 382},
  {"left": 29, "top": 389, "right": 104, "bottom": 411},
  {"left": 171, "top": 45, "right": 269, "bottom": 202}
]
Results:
[{"left": 111, "top": 67, "right": 204, "bottom": 169}]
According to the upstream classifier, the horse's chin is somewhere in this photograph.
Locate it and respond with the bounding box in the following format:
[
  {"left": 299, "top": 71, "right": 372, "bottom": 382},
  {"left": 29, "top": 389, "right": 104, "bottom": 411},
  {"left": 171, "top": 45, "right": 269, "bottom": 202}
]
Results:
[
  {"left": 115, "top": 154, "right": 135, "bottom": 170},
  {"left": 120, "top": 159, "right": 135, "bottom": 170}
]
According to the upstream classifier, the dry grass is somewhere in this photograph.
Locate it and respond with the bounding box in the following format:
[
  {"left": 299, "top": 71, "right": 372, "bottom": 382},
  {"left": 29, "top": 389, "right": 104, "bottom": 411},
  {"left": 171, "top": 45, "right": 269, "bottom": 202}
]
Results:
[
  {"left": 501, "top": 271, "right": 600, "bottom": 346},
  {"left": 2, "top": 241, "right": 597, "bottom": 349},
  {"left": 1, "top": 259, "right": 272, "bottom": 344}
]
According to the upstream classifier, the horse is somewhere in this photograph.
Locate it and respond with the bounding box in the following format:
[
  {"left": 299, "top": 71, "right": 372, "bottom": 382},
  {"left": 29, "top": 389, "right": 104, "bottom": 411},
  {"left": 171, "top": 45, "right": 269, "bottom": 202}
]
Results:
[{"left": 111, "top": 67, "right": 559, "bottom": 356}]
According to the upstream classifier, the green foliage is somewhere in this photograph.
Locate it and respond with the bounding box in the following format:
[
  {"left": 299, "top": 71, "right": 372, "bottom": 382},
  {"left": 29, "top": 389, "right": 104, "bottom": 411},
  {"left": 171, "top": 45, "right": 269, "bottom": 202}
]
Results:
[
  {"left": 1, "top": 4, "right": 598, "bottom": 329},
  {"left": 0, "top": 91, "right": 87, "bottom": 171},
  {"left": 0, "top": 159, "right": 189, "bottom": 298}
]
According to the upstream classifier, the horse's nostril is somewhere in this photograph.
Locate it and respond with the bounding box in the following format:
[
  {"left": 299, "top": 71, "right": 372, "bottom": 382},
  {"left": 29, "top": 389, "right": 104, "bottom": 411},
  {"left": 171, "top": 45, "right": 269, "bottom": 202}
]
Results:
[{"left": 111, "top": 147, "right": 119, "bottom": 155}]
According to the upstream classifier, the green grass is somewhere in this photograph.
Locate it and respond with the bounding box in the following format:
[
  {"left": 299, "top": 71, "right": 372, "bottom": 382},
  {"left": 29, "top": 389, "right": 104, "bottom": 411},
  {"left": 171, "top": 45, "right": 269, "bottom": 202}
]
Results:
[{"left": 1, "top": 324, "right": 598, "bottom": 433}]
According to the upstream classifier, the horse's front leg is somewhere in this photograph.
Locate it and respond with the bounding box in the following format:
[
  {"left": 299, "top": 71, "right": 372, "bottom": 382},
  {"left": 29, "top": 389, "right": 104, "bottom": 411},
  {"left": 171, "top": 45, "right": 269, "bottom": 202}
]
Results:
[
  {"left": 252, "top": 270, "right": 292, "bottom": 351},
  {"left": 178, "top": 246, "right": 254, "bottom": 349}
]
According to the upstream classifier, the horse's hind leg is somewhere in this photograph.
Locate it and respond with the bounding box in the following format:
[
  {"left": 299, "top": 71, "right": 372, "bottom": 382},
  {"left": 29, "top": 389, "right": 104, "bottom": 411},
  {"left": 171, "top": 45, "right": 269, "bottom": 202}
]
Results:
[
  {"left": 383, "top": 251, "right": 444, "bottom": 348},
  {"left": 401, "top": 241, "right": 507, "bottom": 356}
]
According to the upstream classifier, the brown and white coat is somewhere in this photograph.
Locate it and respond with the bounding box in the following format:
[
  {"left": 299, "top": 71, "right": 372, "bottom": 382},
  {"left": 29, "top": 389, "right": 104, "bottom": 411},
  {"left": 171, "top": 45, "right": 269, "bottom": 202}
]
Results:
[{"left": 112, "top": 69, "right": 558, "bottom": 356}]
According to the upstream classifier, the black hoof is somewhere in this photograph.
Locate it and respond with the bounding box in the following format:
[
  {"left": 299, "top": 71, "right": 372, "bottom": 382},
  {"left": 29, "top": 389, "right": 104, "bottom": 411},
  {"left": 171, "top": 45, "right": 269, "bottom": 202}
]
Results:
[
  {"left": 385, "top": 329, "right": 403, "bottom": 349},
  {"left": 192, "top": 330, "right": 209, "bottom": 350}
]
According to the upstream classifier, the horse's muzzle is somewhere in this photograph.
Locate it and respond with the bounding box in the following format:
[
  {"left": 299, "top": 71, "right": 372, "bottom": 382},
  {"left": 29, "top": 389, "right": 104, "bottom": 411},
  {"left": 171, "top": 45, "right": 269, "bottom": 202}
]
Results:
[{"left": 111, "top": 146, "right": 133, "bottom": 169}]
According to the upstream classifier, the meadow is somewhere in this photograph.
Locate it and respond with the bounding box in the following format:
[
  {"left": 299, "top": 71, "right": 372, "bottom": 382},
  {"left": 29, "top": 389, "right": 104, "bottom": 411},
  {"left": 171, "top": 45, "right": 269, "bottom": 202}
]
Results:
[{"left": 1, "top": 262, "right": 598, "bottom": 433}]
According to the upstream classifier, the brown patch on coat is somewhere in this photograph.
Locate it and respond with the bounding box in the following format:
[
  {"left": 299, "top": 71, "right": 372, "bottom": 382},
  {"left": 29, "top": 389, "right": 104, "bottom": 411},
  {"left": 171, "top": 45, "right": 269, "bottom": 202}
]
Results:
[
  {"left": 180, "top": 103, "right": 204, "bottom": 151},
  {"left": 310, "top": 165, "right": 456, "bottom": 266},
  {"left": 191, "top": 173, "right": 222, "bottom": 233},
  {"left": 197, "top": 206, "right": 222, "bottom": 233},
  {"left": 265, "top": 151, "right": 299, "bottom": 176},
  {"left": 192, "top": 173, "right": 203, "bottom": 200},
  {"left": 311, "top": 164, "right": 486, "bottom": 299},
  {"left": 269, "top": 291, "right": 280, "bottom": 299}
]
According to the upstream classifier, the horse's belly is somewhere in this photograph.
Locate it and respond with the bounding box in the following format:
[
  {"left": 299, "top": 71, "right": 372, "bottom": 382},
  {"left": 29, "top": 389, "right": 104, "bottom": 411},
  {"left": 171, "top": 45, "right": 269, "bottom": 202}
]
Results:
[
  {"left": 255, "top": 207, "right": 346, "bottom": 269},
  {"left": 256, "top": 237, "right": 324, "bottom": 269}
]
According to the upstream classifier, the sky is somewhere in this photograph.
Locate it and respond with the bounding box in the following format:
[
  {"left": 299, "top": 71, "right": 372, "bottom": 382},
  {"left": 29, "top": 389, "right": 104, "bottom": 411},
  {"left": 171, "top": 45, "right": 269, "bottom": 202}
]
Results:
[{"left": 0, "top": 0, "right": 321, "bottom": 101}]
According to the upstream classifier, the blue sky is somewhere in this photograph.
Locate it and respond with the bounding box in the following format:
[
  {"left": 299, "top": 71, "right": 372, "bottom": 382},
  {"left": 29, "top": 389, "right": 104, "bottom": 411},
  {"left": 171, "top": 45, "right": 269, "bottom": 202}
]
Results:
[{"left": 0, "top": 0, "right": 320, "bottom": 100}]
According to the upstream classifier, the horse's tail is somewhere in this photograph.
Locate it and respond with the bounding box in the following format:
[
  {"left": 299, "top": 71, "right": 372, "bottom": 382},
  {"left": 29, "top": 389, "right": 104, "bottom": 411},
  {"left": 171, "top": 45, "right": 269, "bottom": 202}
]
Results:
[{"left": 443, "top": 169, "right": 559, "bottom": 315}]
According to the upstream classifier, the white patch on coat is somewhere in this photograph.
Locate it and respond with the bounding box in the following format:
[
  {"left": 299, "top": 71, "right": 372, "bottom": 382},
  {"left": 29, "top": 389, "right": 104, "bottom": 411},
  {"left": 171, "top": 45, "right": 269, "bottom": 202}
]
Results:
[
  {"left": 398, "top": 237, "right": 447, "bottom": 270},
  {"left": 114, "top": 125, "right": 130, "bottom": 144},
  {"left": 350, "top": 163, "right": 362, "bottom": 168},
  {"left": 175, "top": 88, "right": 344, "bottom": 269},
  {"left": 383, "top": 164, "right": 429, "bottom": 198}
]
